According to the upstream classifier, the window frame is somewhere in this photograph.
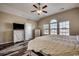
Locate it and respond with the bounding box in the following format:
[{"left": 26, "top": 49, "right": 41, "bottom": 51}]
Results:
[
  {"left": 59, "top": 20, "right": 70, "bottom": 35},
  {"left": 42, "top": 19, "right": 70, "bottom": 36},
  {"left": 43, "top": 24, "right": 49, "bottom": 35},
  {"left": 50, "top": 19, "right": 57, "bottom": 35}
]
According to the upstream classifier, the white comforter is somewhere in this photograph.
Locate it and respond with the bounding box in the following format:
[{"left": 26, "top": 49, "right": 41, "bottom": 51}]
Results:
[{"left": 28, "top": 35, "right": 79, "bottom": 55}]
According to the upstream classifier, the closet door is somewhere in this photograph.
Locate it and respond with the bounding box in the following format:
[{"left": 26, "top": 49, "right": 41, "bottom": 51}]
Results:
[{"left": 25, "top": 23, "right": 32, "bottom": 40}]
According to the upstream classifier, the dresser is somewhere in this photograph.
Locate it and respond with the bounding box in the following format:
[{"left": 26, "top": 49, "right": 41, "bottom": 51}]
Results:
[{"left": 33, "top": 29, "right": 41, "bottom": 38}]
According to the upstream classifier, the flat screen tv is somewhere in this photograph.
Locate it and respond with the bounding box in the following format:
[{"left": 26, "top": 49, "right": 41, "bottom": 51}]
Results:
[{"left": 13, "top": 23, "right": 24, "bottom": 29}]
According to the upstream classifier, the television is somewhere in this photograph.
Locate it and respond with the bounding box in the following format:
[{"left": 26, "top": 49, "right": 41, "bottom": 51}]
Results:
[{"left": 13, "top": 23, "right": 24, "bottom": 30}]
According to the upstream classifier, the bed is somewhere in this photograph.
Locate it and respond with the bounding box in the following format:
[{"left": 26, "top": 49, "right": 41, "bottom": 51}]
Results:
[{"left": 28, "top": 35, "right": 79, "bottom": 56}]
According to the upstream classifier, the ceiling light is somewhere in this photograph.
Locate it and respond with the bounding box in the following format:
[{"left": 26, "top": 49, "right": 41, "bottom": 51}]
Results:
[
  {"left": 37, "top": 10, "right": 42, "bottom": 15},
  {"left": 61, "top": 8, "right": 64, "bottom": 10},
  {"left": 31, "top": 3, "right": 47, "bottom": 15}
]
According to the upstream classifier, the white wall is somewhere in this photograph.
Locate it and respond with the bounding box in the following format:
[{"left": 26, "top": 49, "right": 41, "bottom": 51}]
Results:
[{"left": 25, "top": 23, "right": 33, "bottom": 40}]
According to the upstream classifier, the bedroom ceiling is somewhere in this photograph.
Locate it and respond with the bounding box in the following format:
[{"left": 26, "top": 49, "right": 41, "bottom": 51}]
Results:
[{"left": 0, "top": 3, "right": 79, "bottom": 21}]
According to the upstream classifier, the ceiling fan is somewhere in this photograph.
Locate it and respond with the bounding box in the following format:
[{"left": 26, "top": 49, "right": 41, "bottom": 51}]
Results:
[{"left": 31, "top": 3, "right": 47, "bottom": 15}]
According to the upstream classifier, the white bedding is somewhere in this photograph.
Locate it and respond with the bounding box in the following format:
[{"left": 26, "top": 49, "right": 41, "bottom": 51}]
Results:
[{"left": 28, "top": 35, "right": 79, "bottom": 55}]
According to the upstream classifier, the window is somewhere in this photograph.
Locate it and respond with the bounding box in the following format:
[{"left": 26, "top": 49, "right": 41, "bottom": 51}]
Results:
[
  {"left": 50, "top": 20, "right": 57, "bottom": 35},
  {"left": 42, "top": 19, "right": 70, "bottom": 36},
  {"left": 43, "top": 24, "right": 49, "bottom": 35},
  {"left": 59, "top": 21, "right": 69, "bottom": 35}
]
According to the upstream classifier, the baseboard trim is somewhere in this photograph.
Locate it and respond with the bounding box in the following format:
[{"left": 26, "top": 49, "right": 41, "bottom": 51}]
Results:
[
  {"left": 0, "top": 41, "right": 13, "bottom": 45},
  {"left": 14, "top": 40, "right": 24, "bottom": 44}
]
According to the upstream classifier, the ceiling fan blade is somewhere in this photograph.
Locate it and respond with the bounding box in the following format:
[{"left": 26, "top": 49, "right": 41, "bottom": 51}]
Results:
[
  {"left": 42, "top": 5, "right": 47, "bottom": 9},
  {"left": 31, "top": 10, "right": 36, "bottom": 12},
  {"left": 42, "top": 11, "right": 47, "bottom": 13},
  {"left": 33, "top": 5, "right": 38, "bottom": 9}
]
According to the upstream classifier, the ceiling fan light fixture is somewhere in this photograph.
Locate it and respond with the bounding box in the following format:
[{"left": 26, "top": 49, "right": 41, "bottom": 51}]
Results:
[
  {"left": 31, "top": 3, "right": 47, "bottom": 15},
  {"left": 37, "top": 10, "right": 42, "bottom": 14}
]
